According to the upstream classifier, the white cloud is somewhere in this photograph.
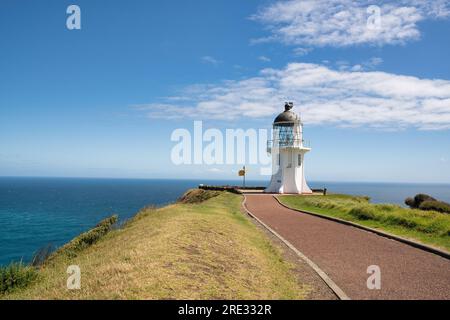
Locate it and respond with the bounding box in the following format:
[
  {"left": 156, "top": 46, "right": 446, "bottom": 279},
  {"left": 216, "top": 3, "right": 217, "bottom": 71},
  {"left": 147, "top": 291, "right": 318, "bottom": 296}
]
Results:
[
  {"left": 251, "top": 0, "right": 450, "bottom": 47},
  {"left": 258, "top": 55, "right": 271, "bottom": 62},
  {"left": 201, "top": 56, "right": 221, "bottom": 65},
  {"left": 368, "top": 57, "right": 384, "bottom": 67},
  {"left": 137, "top": 62, "right": 450, "bottom": 130},
  {"left": 351, "top": 64, "right": 363, "bottom": 71},
  {"left": 292, "top": 47, "right": 312, "bottom": 56},
  {"left": 337, "top": 57, "right": 384, "bottom": 71}
]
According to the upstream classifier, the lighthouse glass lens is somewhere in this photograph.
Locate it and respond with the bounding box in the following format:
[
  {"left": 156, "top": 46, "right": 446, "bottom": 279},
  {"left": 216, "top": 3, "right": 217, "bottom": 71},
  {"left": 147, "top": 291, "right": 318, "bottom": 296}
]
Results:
[{"left": 275, "top": 125, "right": 295, "bottom": 147}]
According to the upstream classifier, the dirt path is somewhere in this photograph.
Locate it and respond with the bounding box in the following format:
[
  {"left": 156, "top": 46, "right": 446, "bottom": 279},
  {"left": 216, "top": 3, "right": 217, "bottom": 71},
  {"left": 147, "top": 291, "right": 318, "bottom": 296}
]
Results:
[{"left": 244, "top": 194, "right": 450, "bottom": 300}]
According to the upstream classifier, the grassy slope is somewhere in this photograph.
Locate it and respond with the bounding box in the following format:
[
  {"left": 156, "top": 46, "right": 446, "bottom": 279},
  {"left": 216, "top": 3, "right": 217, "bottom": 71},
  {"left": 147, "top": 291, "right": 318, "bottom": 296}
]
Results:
[
  {"left": 279, "top": 194, "right": 450, "bottom": 251},
  {"left": 4, "top": 192, "right": 310, "bottom": 299}
]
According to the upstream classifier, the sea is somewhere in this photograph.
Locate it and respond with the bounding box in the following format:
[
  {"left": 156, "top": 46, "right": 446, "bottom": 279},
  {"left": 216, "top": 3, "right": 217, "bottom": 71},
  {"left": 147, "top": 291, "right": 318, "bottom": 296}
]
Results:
[{"left": 0, "top": 177, "right": 449, "bottom": 266}]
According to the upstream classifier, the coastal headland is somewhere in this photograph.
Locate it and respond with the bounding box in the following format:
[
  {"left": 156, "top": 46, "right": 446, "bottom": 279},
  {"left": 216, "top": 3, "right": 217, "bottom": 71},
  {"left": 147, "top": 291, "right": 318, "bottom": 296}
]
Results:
[
  {"left": 2, "top": 188, "right": 449, "bottom": 300},
  {"left": 1, "top": 189, "right": 334, "bottom": 299}
]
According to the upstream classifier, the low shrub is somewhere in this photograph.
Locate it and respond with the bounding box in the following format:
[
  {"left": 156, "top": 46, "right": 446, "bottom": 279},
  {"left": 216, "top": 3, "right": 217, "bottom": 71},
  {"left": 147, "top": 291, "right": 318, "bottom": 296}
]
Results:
[
  {"left": 31, "top": 244, "right": 55, "bottom": 267},
  {"left": 285, "top": 194, "right": 450, "bottom": 238},
  {"left": 404, "top": 193, "right": 450, "bottom": 214},
  {"left": 56, "top": 215, "right": 118, "bottom": 258},
  {"left": 376, "top": 204, "right": 397, "bottom": 212},
  {"left": 416, "top": 220, "right": 446, "bottom": 234},
  {"left": 405, "top": 197, "right": 415, "bottom": 208},
  {"left": 126, "top": 205, "right": 158, "bottom": 224},
  {"left": 405, "top": 194, "right": 436, "bottom": 209},
  {"left": 419, "top": 200, "right": 450, "bottom": 214},
  {"left": 415, "top": 193, "right": 436, "bottom": 204},
  {"left": 178, "top": 189, "right": 221, "bottom": 204},
  {"left": 0, "top": 263, "right": 37, "bottom": 294},
  {"left": 348, "top": 205, "right": 378, "bottom": 221},
  {"left": 384, "top": 215, "right": 418, "bottom": 229}
]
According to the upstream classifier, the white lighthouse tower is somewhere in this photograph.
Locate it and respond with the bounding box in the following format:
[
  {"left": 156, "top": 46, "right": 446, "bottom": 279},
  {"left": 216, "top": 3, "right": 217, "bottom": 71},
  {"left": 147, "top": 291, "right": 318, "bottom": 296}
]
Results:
[{"left": 265, "top": 102, "right": 312, "bottom": 194}]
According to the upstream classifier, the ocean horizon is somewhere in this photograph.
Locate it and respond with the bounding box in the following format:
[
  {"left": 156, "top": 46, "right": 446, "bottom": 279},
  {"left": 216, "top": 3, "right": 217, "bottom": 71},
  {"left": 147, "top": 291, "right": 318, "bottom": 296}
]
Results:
[{"left": 0, "top": 176, "right": 449, "bottom": 266}]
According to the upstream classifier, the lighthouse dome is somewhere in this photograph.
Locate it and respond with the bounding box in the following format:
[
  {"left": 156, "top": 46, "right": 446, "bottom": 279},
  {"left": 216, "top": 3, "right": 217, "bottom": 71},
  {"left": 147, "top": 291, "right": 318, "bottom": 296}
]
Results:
[{"left": 273, "top": 102, "right": 299, "bottom": 125}]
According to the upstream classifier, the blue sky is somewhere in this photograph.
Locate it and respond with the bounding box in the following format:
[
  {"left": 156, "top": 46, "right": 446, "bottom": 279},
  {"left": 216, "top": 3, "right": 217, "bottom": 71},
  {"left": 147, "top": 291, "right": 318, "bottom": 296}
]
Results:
[{"left": 1, "top": 0, "right": 450, "bottom": 183}]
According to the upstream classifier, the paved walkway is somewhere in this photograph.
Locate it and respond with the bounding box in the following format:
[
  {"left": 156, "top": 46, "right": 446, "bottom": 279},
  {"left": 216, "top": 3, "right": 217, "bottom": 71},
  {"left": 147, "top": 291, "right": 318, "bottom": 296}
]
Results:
[{"left": 244, "top": 194, "right": 450, "bottom": 300}]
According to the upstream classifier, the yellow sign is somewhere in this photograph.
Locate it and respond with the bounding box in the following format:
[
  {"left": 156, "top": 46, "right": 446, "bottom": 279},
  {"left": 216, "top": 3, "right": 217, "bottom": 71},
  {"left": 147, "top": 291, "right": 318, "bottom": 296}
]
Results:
[{"left": 238, "top": 170, "right": 245, "bottom": 176}]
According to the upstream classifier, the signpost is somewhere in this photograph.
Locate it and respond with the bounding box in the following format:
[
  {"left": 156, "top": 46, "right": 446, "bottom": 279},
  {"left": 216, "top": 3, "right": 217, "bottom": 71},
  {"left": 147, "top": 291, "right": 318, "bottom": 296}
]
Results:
[{"left": 238, "top": 166, "right": 246, "bottom": 189}]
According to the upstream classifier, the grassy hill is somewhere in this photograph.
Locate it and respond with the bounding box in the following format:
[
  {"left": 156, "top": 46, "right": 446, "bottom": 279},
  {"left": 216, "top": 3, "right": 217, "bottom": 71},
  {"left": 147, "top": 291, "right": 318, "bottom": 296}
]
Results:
[
  {"left": 279, "top": 194, "right": 450, "bottom": 251},
  {"left": 2, "top": 190, "right": 311, "bottom": 299}
]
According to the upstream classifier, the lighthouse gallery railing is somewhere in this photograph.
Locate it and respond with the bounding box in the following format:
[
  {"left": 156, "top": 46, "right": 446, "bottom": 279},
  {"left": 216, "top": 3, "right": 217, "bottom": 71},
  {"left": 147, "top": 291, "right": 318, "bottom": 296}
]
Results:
[{"left": 267, "top": 139, "right": 310, "bottom": 153}]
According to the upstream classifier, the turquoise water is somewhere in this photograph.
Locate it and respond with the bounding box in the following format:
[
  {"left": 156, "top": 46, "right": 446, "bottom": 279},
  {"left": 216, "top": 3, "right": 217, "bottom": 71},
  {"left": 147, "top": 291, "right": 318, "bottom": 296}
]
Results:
[{"left": 0, "top": 177, "right": 449, "bottom": 266}]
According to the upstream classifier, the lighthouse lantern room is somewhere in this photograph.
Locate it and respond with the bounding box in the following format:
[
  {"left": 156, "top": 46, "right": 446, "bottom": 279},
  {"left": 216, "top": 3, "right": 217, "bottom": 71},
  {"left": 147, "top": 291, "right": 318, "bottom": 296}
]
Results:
[{"left": 265, "top": 102, "right": 312, "bottom": 194}]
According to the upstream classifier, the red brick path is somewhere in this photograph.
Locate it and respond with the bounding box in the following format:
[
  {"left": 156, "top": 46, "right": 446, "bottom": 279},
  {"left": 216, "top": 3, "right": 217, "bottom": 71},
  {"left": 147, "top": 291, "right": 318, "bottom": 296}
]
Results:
[{"left": 244, "top": 194, "right": 450, "bottom": 300}]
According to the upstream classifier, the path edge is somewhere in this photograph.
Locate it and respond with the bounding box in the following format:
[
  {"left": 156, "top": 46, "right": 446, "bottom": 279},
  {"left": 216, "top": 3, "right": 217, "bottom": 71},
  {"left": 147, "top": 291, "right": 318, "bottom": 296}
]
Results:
[
  {"left": 274, "top": 195, "right": 450, "bottom": 260},
  {"left": 241, "top": 195, "right": 351, "bottom": 300}
]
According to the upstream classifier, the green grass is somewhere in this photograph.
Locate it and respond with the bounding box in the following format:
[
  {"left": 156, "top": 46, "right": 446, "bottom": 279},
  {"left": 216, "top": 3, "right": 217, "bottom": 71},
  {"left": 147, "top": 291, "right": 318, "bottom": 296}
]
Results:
[
  {"left": 278, "top": 194, "right": 450, "bottom": 251},
  {"left": 2, "top": 191, "right": 311, "bottom": 300}
]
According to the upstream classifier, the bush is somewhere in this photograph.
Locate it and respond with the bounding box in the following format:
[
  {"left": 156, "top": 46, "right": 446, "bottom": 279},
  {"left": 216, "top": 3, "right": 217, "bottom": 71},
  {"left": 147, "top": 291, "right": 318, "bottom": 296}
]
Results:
[
  {"left": 384, "top": 215, "right": 418, "bottom": 229},
  {"left": 31, "top": 244, "right": 55, "bottom": 267},
  {"left": 419, "top": 200, "right": 450, "bottom": 214},
  {"left": 415, "top": 194, "right": 436, "bottom": 205},
  {"left": 283, "top": 194, "right": 450, "bottom": 247},
  {"left": 126, "top": 205, "right": 158, "bottom": 225},
  {"left": 0, "top": 263, "right": 37, "bottom": 294},
  {"left": 376, "top": 204, "right": 397, "bottom": 212},
  {"left": 348, "top": 205, "right": 378, "bottom": 221},
  {"left": 56, "top": 215, "right": 118, "bottom": 258},
  {"left": 405, "top": 194, "right": 437, "bottom": 209},
  {"left": 416, "top": 220, "right": 446, "bottom": 234},
  {"left": 405, "top": 197, "right": 415, "bottom": 208},
  {"left": 178, "top": 189, "right": 221, "bottom": 204}
]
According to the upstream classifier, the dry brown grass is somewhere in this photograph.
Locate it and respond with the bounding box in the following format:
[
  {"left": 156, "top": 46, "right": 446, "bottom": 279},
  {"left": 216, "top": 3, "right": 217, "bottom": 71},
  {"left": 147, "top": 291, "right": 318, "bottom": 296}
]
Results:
[{"left": 4, "top": 191, "right": 310, "bottom": 299}]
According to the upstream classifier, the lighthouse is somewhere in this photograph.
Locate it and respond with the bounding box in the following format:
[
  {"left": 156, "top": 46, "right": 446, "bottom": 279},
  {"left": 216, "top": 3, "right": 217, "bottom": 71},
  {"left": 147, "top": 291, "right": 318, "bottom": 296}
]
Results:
[{"left": 265, "top": 102, "right": 312, "bottom": 194}]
